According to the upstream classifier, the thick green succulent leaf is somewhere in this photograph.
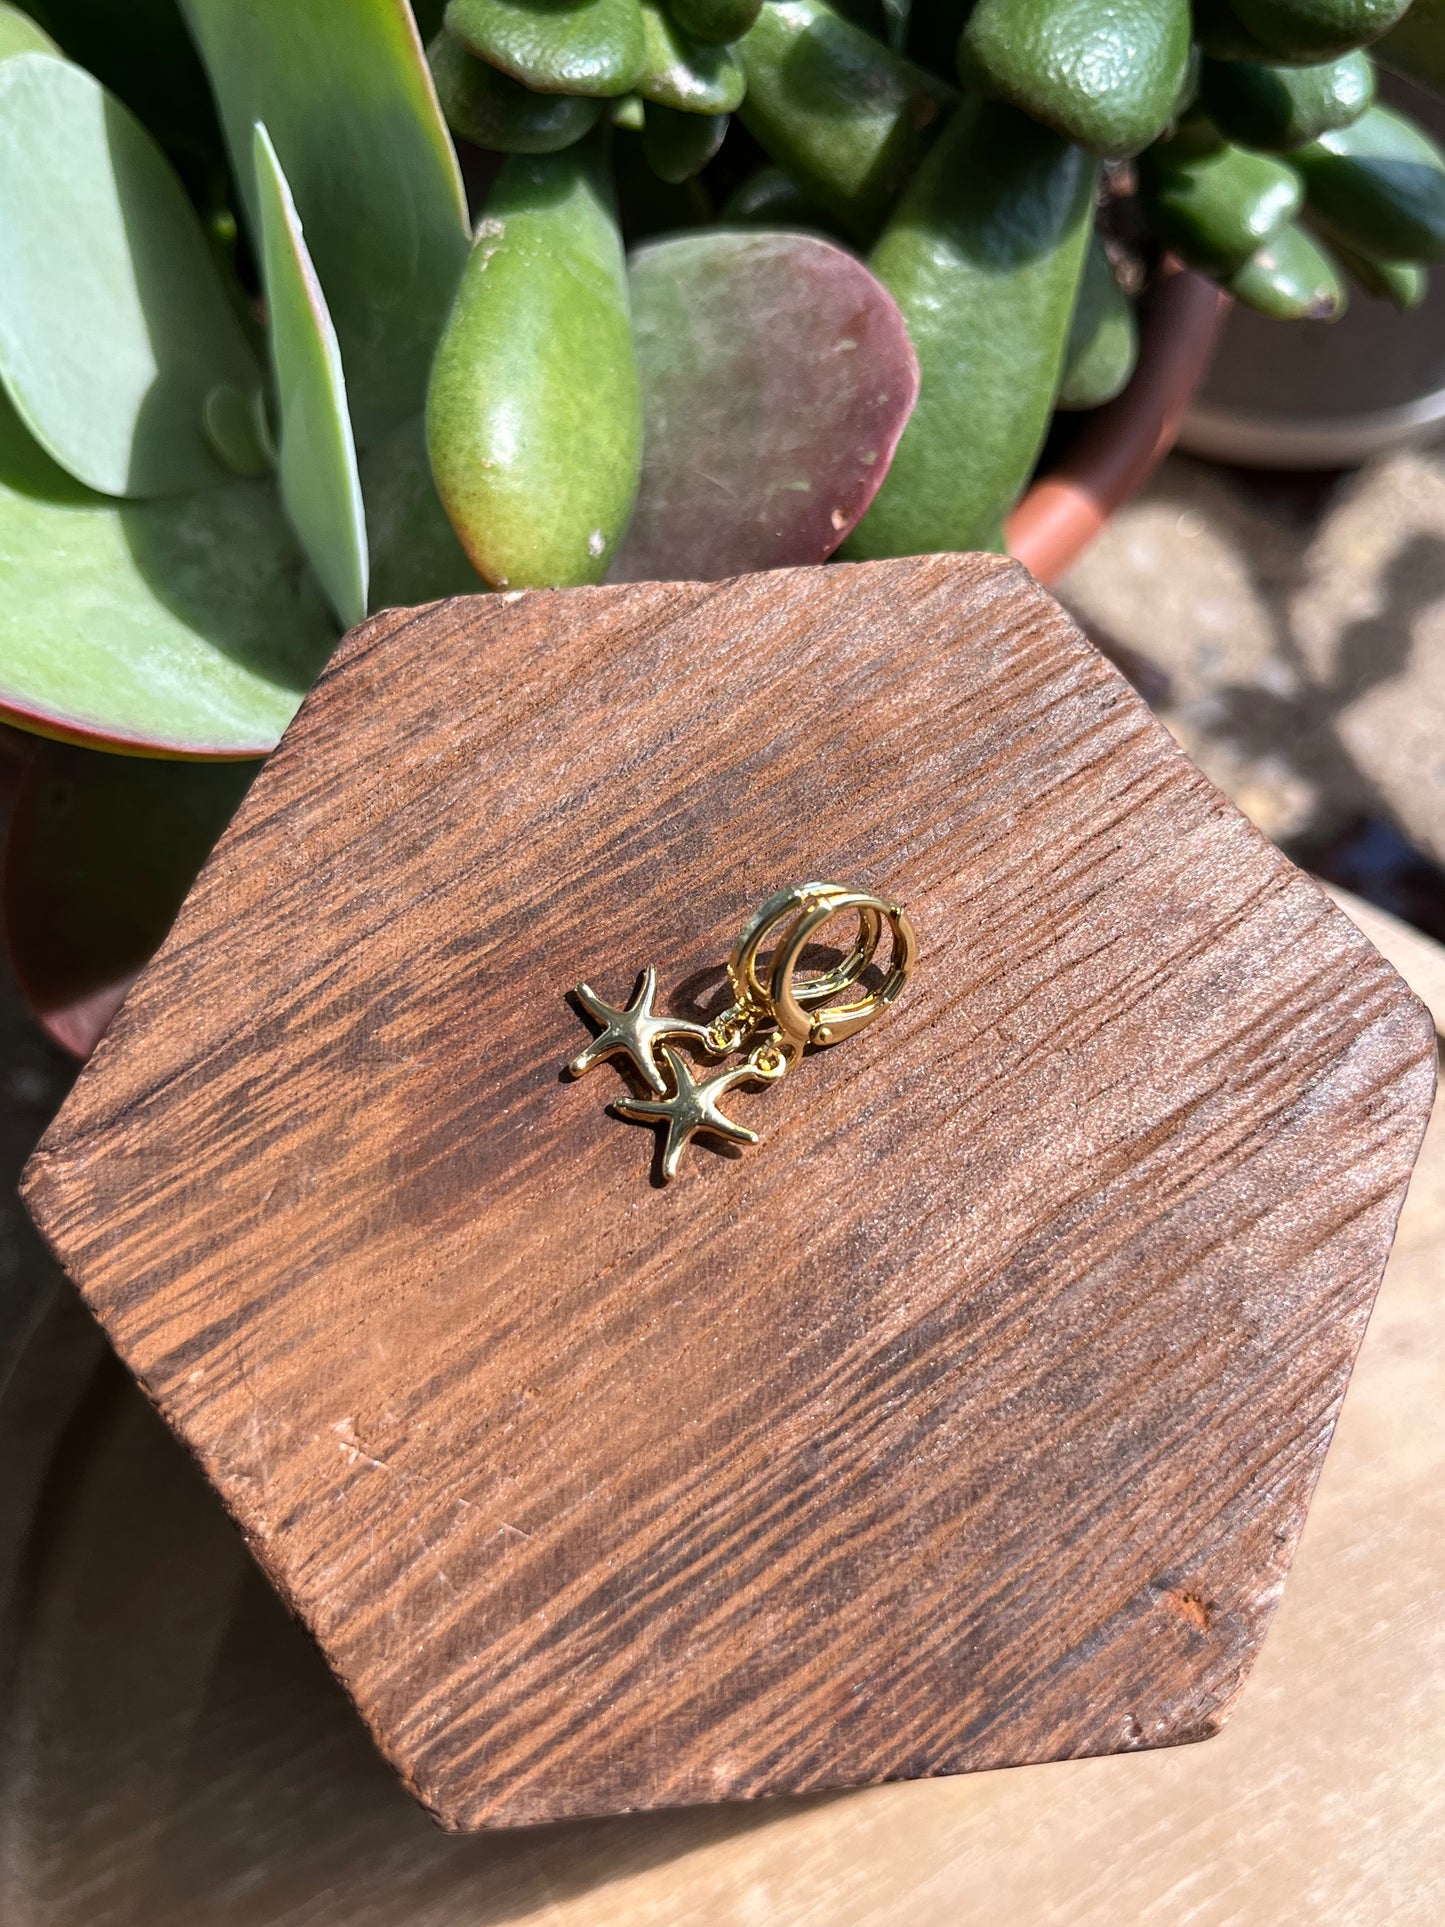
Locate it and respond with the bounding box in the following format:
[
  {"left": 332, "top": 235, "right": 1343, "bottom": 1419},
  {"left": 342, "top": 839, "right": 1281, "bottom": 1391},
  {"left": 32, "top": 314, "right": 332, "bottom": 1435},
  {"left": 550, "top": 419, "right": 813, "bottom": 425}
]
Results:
[
  {"left": 444, "top": 0, "right": 647, "bottom": 97},
  {"left": 360, "top": 414, "right": 486, "bottom": 609},
  {"left": 956, "top": 0, "right": 1193, "bottom": 160},
  {"left": 844, "top": 100, "right": 1097, "bottom": 559},
  {"left": 637, "top": 1, "right": 745, "bottom": 111},
  {"left": 426, "top": 135, "right": 642, "bottom": 587},
  {"left": 181, "top": 0, "right": 469, "bottom": 445},
  {"left": 667, "top": 0, "right": 762, "bottom": 45},
  {"left": 1140, "top": 139, "right": 1303, "bottom": 275},
  {"left": 738, "top": 0, "right": 954, "bottom": 241},
  {"left": 0, "top": 53, "right": 262, "bottom": 498},
  {"left": 1226, "top": 220, "right": 1347, "bottom": 316},
  {"left": 429, "top": 27, "right": 602, "bottom": 149},
  {"left": 1331, "top": 236, "right": 1429, "bottom": 304},
  {"left": 1294, "top": 104, "right": 1445, "bottom": 261},
  {"left": 253, "top": 123, "right": 368, "bottom": 631},
  {"left": 1200, "top": 52, "right": 1374, "bottom": 152},
  {"left": 642, "top": 101, "right": 727, "bottom": 178},
  {"left": 0, "top": 392, "right": 335, "bottom": 756},
  {"left": 610, "top": 229, "right": 918, "bottom": 580},
  {"left": 722, "top": 162, "right": 835, "bottom": 225},
  {"left": 1228, "top": 0, "right": 1411, "bottom": 61},
  {"left": 3, "top": 741, "right": 257, "bottom": 1059},
  {"left": 0, "top": 5, "right": 57, "bottom": 56},
  {"left": 1057, "top": 234, "right": 1137, "bottom": 409}
]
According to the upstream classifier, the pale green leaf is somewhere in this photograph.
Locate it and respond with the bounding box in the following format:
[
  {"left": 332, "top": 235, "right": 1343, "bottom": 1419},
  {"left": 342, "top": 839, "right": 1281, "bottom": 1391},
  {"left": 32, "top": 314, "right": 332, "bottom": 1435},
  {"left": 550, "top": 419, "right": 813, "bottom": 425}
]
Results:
[
  {"left": 0, "top": 53, "right": 263, "bottom": 496},
  {"left": 182, "top": 0, "right": 469, "bottom": 444},
  {"left": 0, "top": 5, "right": 58, "bottom": 58},
  {"left": 253, "top": 122, "right": 368, "bottom": 631},
  {"left": 0, "top": 392, "right": 335, "bottom": 757}
]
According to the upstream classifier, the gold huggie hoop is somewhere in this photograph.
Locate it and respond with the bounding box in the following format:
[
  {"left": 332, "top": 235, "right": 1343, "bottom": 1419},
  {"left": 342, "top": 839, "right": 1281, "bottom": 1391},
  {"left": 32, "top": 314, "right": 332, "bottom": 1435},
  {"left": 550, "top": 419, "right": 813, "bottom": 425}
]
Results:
[
  {"left": 567, "top": 880, "right": 916, "bottom": 1179},
  {"left": 727, "top": 881, "right": 885, "bottom": 1038},
  {"left": 768, "top": 889, "right": 916, "bottom": 1051}
]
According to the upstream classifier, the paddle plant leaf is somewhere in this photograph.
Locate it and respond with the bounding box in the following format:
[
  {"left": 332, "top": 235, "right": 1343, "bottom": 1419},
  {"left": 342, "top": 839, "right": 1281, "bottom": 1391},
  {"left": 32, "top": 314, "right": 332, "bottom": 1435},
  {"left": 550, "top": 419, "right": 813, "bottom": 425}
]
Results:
[
  {"left": 0, "top": 5, "right": 58, "bottom": 57},
  {"left": 27, "top": 0, "right": 225, "bottom": 173},
  {"left": 181, "top": 0, "right": 469, "bottom": 444},
  {"left": 608, "top": 230, "right": 919, "bottom": 581},
  {"left": 0, "top": 392, "right": 336, "bottom": 757},
  {"left": 0, "top": 53, "right": 263, "bottom": 497},
  {"left": 253, "top": 123, "right": 369, "bottom": 631},
  {"left": 3, "top": 741, "right": 257, "bottom": 1059}
]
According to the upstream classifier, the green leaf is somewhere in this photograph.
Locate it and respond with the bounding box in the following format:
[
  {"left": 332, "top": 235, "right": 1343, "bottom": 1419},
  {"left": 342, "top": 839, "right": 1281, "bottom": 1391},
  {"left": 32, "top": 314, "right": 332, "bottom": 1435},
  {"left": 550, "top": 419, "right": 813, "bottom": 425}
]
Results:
[
  {"left": 26, "top": 0, "right": 226, "bottom": 177},
  {"left": 843, "top": 100, "right": 1097, "bottom": 559},
  {"left": 1294, "top": 103, "right": 1445, "bottom": 262},
  {"left": 721, "top": 162, "right": 835, "bottom": 226},
  {"left": 641, "top": 101, "right": 728, "bottom": 179},
  {"left": 1228, "top": 0, "right": 1410, "bottom": 63},
  {"left": 1199, "top": 51, "right": 1374, "bottom": 153},
  {"left": 637, "top": 1, "right": 745, "bottom": 112},
  {"left": 360, "top": 413, "right": 486, "bottom": 609},
  {"left": 667, "top": 0, "right": 762, "bottom": 45},
  {"left": 444, "top": 0, "right": 648, "bottom": 99},
  {"left": 3, "top": 740, "right": 257, "bottom": 1059},
  {"left": 180, "top": 0, "right": 469, "bottom": 445},
  {"left": 0, "top": 53, "right": 263, "bottom": 497},
  {"left": 0, "top": 391, "right": 336, "bottom": 757},
  {"left": 428, "top": 27, "right": 603, "bottom": 151},
  {"left": 1057, "top": 234, "right": 1137, "bottom": 409},
  {"left": 1331, "top": 238, "right": 1429, "bottom": 305},
  {"left": 1139, "top": 139, "right": 1303, "bottom": 276},
  {"left": 737, "top": 0, "right": 954, "bottom": 241},
  {"left": 0, "top": 5, "right": 58, "bottom": 57},
  {"left": 426, "top": 134, "right": 642, "bottom": 587},
  {"left": 956, "top": 0, "right": 1193, "bottom": 160},
  {"left": 1226, "top": 220, "right": 1348, "bottom": 318},
  {"left": 253, "top": 122, "right": 369, "bottom": 631}
]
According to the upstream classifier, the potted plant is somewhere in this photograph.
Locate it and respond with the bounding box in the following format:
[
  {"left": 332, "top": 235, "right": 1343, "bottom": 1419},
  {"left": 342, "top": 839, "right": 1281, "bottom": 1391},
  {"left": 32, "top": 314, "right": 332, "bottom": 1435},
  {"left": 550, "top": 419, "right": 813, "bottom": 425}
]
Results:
[{"left": 2, "top": 0, "right": 1442, "bottom": 1058}]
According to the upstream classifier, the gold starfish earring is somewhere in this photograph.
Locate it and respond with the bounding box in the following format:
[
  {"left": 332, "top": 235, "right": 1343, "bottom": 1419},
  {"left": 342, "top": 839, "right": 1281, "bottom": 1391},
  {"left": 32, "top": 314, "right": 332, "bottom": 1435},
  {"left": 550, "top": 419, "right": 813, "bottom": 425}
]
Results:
[
  {"left": 566, "top": 882, "right": 915, "bottom": 1179},
  {"left": 568, "top": 968, "right": 713, "bottom": 1095}
]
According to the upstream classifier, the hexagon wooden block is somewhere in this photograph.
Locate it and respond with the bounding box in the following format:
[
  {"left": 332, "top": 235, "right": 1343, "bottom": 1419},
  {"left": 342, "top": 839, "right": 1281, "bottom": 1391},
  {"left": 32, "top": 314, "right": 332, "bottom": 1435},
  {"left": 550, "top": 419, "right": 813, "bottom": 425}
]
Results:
[{"left": 21, "top": 556, "right": 1435, "bottom": 1832}]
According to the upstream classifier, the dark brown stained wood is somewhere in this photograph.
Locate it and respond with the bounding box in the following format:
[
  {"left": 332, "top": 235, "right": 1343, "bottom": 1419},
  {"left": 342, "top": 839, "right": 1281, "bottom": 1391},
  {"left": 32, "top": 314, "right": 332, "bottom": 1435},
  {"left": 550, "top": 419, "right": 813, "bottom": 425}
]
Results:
[{"left": 20, "top": 555, "right": 1436, "bottom": 1833}]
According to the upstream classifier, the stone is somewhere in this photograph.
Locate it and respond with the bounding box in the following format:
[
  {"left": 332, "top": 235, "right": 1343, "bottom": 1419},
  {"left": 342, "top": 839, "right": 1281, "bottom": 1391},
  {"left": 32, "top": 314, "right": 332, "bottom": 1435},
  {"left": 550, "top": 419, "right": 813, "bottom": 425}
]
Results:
[{"left": 1061, "top": 443, "right": 1445, "bottom": 867}]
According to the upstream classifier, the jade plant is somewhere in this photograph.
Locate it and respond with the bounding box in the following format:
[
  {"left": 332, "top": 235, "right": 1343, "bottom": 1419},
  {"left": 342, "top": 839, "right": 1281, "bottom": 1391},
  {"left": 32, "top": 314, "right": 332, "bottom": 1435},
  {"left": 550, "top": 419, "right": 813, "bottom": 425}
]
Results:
[{"left": 2, "top": 0, "right": 1444, "bottom": 1054}]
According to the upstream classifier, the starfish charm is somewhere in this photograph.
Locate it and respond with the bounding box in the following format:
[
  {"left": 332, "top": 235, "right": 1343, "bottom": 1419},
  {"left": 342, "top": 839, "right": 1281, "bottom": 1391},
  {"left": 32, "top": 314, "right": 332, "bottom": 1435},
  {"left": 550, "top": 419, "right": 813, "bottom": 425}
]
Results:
[
  {"left": 568, "top": 967, "right": 714, "bottom": 1095},
  {"left": 614, "top": 1045, "right": 759, "bottom": 1180}
]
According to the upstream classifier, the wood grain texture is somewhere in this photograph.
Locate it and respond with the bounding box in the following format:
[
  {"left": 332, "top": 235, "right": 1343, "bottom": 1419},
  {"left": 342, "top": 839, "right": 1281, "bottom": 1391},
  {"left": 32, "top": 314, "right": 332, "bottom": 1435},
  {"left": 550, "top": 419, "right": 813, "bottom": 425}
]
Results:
[{"left": 20, "top": 555, "right": 1436, "bottom": 1832}]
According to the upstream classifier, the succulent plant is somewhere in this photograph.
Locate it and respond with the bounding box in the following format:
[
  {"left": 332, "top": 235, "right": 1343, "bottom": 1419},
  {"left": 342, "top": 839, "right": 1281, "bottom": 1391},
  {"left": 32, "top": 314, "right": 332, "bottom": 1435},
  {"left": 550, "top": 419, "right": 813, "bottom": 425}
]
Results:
[{"left": 2, "top": 0, "right": 1444, "bottom": 1052}]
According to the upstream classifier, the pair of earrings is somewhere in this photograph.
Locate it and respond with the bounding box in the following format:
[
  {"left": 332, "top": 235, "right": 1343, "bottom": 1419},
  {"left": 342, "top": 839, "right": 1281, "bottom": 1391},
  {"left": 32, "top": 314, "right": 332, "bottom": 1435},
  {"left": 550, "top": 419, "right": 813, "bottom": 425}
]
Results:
[{"left": 567, "top": 882, "right": 915, "bottom": 1179}]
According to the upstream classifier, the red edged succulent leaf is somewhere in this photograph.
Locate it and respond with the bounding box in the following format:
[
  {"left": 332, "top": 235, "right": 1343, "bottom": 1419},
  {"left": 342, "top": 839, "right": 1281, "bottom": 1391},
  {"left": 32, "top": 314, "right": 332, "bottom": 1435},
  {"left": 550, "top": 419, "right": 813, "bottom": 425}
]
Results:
[
  {"left": 3, "top": 740, "right": 255, "bottom": 1058},
  {"left": 609, "top": 230, "right": 919, "bottom": 582}
]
